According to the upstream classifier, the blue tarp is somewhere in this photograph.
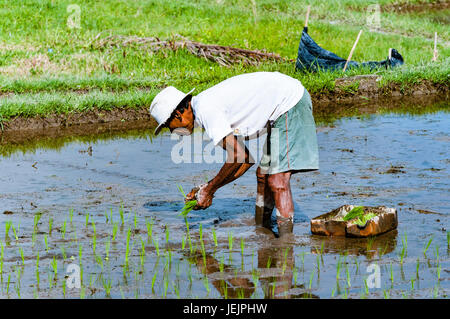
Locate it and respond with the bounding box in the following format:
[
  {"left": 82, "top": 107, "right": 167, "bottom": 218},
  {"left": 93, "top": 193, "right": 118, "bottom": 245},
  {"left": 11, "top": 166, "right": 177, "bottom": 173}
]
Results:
[{"left": 295, "top": 27, "right": 404, "bottom": 72}]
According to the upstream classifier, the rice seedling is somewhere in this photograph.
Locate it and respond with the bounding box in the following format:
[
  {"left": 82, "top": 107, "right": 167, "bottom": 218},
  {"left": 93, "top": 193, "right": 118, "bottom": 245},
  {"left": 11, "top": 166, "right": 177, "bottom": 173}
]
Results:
[
  {"left": 434, "top": 245, "right": 439, "bottom": 263},
  {"left": 19, "top": 247, "right": 25, "bottom": 266},
  {"left": 133, "top": 211, "right": 138, "bottom": 230},
  {"left": 69, "top": 208, "right": 74, "bottom": 224},
  {"left": 35, "top": 252, "right": 40, "bottom": 288},
  {"left": 61, "top": 220, "right": 67, "bottom": 239},
  {"left": 112, "top": 222, "right": 118, "bottom": 241},
  {"left": 119, "top": 204, "right": 125, "bottom": 225},
  {"left": 436, "top": 264, "right": 441, "bottom": 280},
  {"left": 228, "top": 232, "right": 233, "bottom": 252},
  {"left": 6, "top": 273, "right": 11, "bottom": 294},
  {"left": 62, "top": 279, "right": 67, "bottom": 298},
  {"left": 5, "top": 221, "right": 12, "bottom": 238},
  {"left": 343, "top": 206, "right": 364, "bottom": 221},
  {"left": 366, "top": 236, "right": 375, "bottom": 251},
  {"left": 125, "top": 228, "right": 132, "bottom": 266},
  {"left": 139, "top": 237, "right": 145, "bottom": 268},
  {"left": 383, "top": 289, "right": 390, "bottom": 299},
  {"left": 95, "top": 254, "right": 104, "bottom": 271},
  {"left": 146, "top": 218, "right": 154, "bottom": 243},
  {"left": 346, "top": 266, "right": 351, "bottom": 287},
  {"left": 85, "top": 213, "right": 89, "bottom": 228},
  {"left": 0, "top": 241, "right": 4, "bottom": 276},
  {"left": 390, "top": 263, "right": 394, "bottom": 284},
  {"left": 219, "top": 255, "right": 225, "bottom": 273},
  {"left": 177, "top": 184, "right": 197, "bottom": 217},
  {"left": 44, "top": 234, "right": 49, "bottom": 252},
  {"left": 293, "top": 266, "right": 298, "bottom": 285},
  {"left": 181, "top": 236, "right": 186, "bottom": 250},
  {"left": 336, "top": 255, "right": 342, "bottom": 280},
  {"left": 416, "top": 258, "right": 420, "bottom": 279},
  {"left": 266, "top": 256, "right": 272, "bottom": 268},
  {"left": 399, "top": 234, "right": 407, "bottom": 264},
  {"left": 240, "top": 238, "right": 245, "bottom": 256},
  {"left": 48, "top": 216, "right": 53, "bottom": 235},
  {"left": 423, "top": 236, "right": 433, "bottom": 257},
  {"left": 172, "top": 281, "right": 180, "bottom": 298},
  {"left": 410, "top": 277, "right": 415, "bottom": 290},
  {"left": 308, "top": 270, "right": 315, "bottom": 290},
  {"left": 211, "top": 227, "right": 218, "bottom": 247},
  {"left": 105, "top": 239, "right": 111, "bottom": 261},
  {"left": 151, "top": 269, "right": 158, "bottom": 293},
  {"left": 203, "top": 276, "right": 210, "bottom": 295},
  {"left": 153, "top": 237, "right": 160, "bottom": 257},
  {"left": 51, "top": 256, "right": 58, "bottom": 278},
  {"left": 165, "top": 226, "right": 170, "bottom": 244},
  {"left": 104, "top": 210, "right": 109, "bottom": 223},
  {"left": 11, "top": 224, "right": 19, "bottom": 241}
]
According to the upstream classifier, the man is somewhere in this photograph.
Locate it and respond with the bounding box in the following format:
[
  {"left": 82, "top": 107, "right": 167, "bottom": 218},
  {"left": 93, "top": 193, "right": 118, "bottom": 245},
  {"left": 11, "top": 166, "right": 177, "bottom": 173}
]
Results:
[{"left": 149, "top": 72, "right": 319, "bottom": 237}]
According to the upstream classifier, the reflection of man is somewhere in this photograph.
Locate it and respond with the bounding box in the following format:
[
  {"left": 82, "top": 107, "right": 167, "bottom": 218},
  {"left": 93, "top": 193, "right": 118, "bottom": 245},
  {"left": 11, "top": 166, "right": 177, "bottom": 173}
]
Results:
[{"left": 149, "top": 72, "right": 319, "bottom": 236}]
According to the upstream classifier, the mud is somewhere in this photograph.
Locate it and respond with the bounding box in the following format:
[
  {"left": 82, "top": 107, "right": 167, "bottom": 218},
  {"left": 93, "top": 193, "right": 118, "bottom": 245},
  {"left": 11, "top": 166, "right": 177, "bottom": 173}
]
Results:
[{"left": 0, "top": 98, "right": 448, "bottom": 299}]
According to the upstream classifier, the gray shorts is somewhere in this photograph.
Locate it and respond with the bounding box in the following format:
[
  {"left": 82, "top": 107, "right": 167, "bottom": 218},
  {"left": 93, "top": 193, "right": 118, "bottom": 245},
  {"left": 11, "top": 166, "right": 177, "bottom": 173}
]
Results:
[{"left": 259, "top": 89, "right": 319, "bottom": 175}]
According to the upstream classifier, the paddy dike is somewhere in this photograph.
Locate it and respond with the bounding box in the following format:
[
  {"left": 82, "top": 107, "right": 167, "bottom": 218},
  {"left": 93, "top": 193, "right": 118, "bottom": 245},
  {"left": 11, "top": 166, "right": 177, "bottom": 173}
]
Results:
[{"left": 0, "top": 79, "right": 447, "bottom": 137}]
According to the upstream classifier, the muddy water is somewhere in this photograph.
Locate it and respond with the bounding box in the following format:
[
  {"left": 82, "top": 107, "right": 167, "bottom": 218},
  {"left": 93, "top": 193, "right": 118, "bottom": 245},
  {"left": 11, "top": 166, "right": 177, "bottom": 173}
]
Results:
[{"left": 0, "top": 100, "right": 448, "bottom": 299}]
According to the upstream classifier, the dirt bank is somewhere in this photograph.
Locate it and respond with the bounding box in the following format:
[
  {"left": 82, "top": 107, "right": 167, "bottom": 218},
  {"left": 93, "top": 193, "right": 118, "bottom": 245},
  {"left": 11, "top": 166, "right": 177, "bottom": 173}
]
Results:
[{"left": 0, "top": 79, "right": 448, "bottom": 142}]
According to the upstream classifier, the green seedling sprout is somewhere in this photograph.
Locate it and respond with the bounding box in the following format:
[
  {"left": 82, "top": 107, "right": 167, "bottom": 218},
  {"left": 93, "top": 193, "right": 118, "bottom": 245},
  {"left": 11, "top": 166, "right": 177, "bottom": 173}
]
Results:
[
  {"left": 0, "top": 241, "right": 4, "bottom": 276},
  {"left": 44, "top": 234, "right": 49, "bottom": 252},
  {"left": 177, "top": 184, "right": 197, "bottom": 217},
  {"left": 166, "top": 226, "right": 170, "bottom": 244},
  {"left": 105, "top": 239, "right": 111, "bottom": 261},
  {"left": 240, "top": 238, "right": 245, "bottom": 256},
  {"left": 228, "top": 233, "right": 233, "bottom": 252},
  {"left": 125, "top": 228, "right": 132, "bottom": 267},
  {"left": 416, "top": 258, "right": 420, "bottom": 279},
  {"left": 151, "top": 269, "right": 158, "bottom": 293},
  {"left": 61, "top": 220, "right": 67, "bottom": 239},
  {"left": 6, "top": 273, "right": 11, "bottom": 294},
  {"left": 95, "top": 254, "right": 103, "bottom": 271},
  {"left": 146, "top": 218, "right": 154, "bottom": 243},
  {"left": 48, "top": 217, "right": 53, "bottom": 235},
  {"left": 19, "top": 247, "right": 25, "bottom": 266},
  {"left": 5, "top": 221, "right": 12, "bottom": 238},
  {"left": 51, "top": 256, "right": 57, "bottom": 278},
  {"left": 212, "top": 227, "right": 218, "bottom": 247},
  {"left": 69, "top": 209, "right": 74, "bottom": 224},
  {"left": 11, "top": 224, "right": 19, "bottom": 241},
  {"left": 85, "top": 213, "right": 89, "bottom": 228},
  {"left": 36, "top": 252, "right": 40, "bottom": 288},
  {"left": 181, "top": 236, "right": 186, "bottom": 250},
  {"left": 153, "top": 237, "right": 160, "bottom": 257},
  {"left": 119, "top": 204, "right": 125, "bottom": 225},
  {"left": 390, "top": 263, "right": 394, "bottom": 284},
  {"left": 112, "top": 222, "right": 118, "bottom": 241},
  {"left": 343, "top": 206, "right": 364, "bottom": 221},
  {"left": 139, "top": 238, "right": 145, "bottom": 268}
]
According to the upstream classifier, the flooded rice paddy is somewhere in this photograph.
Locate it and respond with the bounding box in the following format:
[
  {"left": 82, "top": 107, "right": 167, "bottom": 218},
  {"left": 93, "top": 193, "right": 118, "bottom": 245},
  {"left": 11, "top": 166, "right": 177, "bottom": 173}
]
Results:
[{"left": 0, "top": 98, "right": 448, "bottom": 299}]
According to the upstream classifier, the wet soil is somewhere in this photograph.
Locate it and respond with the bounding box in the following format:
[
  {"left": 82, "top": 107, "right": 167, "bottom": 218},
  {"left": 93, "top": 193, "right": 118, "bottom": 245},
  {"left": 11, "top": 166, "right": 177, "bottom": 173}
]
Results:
[{"left": 0, "top": 98, "right": 448, "bottom": 299}]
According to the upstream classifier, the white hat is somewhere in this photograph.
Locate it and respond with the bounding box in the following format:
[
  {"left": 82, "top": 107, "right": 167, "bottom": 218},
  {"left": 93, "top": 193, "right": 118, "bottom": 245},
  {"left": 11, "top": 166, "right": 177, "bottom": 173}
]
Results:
[{"left": 149, "top": 86, "right": 195, "bottom": 135}]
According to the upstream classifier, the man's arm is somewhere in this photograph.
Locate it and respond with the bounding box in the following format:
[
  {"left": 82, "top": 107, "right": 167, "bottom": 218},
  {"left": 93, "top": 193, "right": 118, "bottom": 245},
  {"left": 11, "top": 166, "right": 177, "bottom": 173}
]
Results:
[{"left": 187, "top": 133, "right": 254, "bottom": 209}]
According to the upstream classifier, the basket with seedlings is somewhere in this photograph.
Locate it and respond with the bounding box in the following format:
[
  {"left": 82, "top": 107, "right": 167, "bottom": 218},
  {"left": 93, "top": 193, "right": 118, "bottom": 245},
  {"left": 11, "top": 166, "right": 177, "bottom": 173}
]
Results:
[{"left": 311, "top": 205, "right": 398, "bottom": 237}]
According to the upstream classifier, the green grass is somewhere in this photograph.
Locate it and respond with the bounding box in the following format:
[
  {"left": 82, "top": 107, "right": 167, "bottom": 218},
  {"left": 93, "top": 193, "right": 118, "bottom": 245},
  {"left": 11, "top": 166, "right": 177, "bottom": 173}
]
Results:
[{"left": 0, "top": 0, "right": 448, "bottom": 121}]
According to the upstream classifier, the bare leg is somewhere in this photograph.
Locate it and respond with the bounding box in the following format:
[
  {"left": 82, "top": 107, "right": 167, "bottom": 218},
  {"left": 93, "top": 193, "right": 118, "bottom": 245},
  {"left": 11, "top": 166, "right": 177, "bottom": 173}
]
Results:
[
  {"left": 255, "top": 167, "right": 274, "bottom": 228},
  {"left": 268, "top": 172, "right": 294, "bottom": 236}
]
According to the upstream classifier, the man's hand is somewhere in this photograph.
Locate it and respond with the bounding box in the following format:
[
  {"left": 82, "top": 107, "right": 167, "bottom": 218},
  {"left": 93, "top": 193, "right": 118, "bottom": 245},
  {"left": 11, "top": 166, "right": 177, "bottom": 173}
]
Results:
[{"left": 186, "top": 184, "right": 214, "bottom": 210}]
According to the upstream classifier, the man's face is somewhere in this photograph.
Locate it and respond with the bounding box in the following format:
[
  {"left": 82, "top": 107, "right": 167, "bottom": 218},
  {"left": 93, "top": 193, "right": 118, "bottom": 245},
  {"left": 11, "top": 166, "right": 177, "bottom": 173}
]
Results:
[{"left": 167, "top": 101, "right": 194, "bottom": 135}]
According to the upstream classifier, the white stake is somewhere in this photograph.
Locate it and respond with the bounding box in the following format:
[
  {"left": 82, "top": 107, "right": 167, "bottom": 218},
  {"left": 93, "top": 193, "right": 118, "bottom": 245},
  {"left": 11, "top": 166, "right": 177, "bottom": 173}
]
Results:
[
  {"left": 305, "top": 5, "right": 311, "bottom": 28},
  {"left": 343, "top": 30, "right": 363, "bottom": 72},
  {"left": 432, "top": 32, "right": 438, "bottom": 62}
]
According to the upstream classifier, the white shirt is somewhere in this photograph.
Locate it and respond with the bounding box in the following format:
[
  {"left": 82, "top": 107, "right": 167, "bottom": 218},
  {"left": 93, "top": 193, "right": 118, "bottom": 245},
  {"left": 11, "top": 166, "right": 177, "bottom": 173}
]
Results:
[{"left": 192, "top": 72, "right": 305, "bottom": 145}]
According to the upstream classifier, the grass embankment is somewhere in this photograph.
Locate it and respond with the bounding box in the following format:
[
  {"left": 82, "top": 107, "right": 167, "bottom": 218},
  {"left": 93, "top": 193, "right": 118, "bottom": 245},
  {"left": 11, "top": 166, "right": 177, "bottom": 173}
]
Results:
[{"left": 0, "top": 0, "right": 448, "bottom": 124}]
